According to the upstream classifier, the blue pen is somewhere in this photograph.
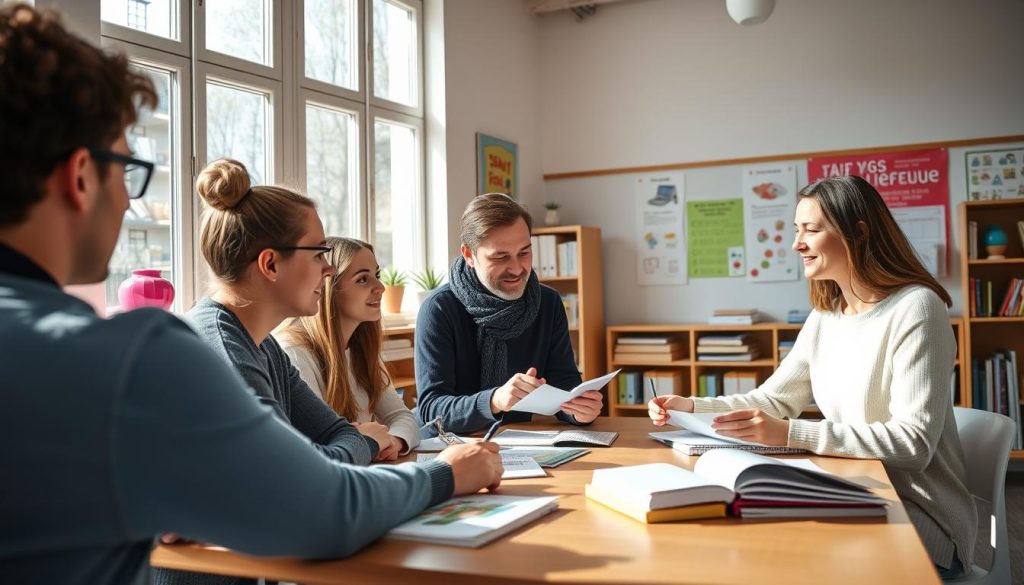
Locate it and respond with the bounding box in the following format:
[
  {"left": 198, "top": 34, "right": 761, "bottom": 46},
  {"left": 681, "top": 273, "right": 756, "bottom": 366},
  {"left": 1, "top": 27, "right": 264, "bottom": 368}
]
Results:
[{"left": 482, "top": 419, "right": 502, "bottom": 442}]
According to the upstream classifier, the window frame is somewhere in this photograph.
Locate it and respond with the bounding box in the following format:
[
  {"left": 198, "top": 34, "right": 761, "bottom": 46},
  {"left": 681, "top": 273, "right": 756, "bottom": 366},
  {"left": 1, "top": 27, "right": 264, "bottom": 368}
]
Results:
[
  {"left": 368, "top": 107, "right": 425, "bottom": 272},
  {"left": 100, "top": 36, "right": 195, "bottom": 312},
  {"left": 101, "top": 0, "right": 190, "bottom": 58},
  {"left": 368, "top": 0, "right": 424, "bottom": 119},
  {"left": 194, "top": 0, "right": 283, "bottom": 80}
]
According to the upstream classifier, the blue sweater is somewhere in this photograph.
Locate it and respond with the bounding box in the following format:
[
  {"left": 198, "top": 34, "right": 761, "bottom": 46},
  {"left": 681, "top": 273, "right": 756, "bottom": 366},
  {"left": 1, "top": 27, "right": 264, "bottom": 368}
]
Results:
[
  {"left": 0, "top": 260, "right": 453, "bottom": 584},
  {"left": 414, "top": 283, "right": 584, "bottom": 433}
]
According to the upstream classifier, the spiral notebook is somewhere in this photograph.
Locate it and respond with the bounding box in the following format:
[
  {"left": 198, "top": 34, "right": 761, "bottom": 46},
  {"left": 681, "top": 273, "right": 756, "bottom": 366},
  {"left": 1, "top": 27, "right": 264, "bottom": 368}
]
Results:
[{"left": 649, "top": 429, "right": 807, "bottom": 456}]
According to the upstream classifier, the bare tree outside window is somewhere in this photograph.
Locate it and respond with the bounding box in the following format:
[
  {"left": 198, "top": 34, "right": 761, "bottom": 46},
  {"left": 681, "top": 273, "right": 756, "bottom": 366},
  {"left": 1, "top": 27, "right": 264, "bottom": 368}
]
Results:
[
  {"left": 207, "top": 81, "right": 268, "bottom": 184},
  {"left": 206, "top": 0, "right": 268, "bottom": 66},
  {"left": 306, "top": 104, "right": 357, "bottom": 238},
  {"left": 305, "top": 0, "right": 356, "bottom": 90}
]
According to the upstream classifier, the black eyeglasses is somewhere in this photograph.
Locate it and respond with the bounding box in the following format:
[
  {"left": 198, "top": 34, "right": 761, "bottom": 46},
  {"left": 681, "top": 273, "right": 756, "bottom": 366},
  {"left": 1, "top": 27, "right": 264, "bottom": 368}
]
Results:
[
  {"left": 251, "top": 245, "right": 334, "bottom": 263},
  {"left": 89, "top": 148, "right": 155, "bottom": 200}
]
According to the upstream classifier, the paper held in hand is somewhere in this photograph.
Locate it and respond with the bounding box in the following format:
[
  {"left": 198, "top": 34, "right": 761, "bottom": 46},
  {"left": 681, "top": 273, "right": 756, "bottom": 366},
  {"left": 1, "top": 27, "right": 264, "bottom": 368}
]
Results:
[
  {"left": 510, "top": 369, "right": 621, "bottom": 416},
  {"left": 667, "top": 410, "right": 767, "bottom": 446}
]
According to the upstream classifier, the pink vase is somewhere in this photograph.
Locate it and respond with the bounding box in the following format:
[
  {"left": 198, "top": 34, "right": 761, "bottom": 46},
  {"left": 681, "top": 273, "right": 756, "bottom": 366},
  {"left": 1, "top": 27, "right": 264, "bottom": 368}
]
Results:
[{"left": 118, "top": 269, "right": 174, "bottom": 311}]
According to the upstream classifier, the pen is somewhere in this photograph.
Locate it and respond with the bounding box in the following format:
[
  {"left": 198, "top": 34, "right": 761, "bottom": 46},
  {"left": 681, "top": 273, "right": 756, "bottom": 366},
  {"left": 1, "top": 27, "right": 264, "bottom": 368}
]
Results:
[
  {"left": 482, "top": 419, "right": 502, "bottom": 442},
  {"left": 649, "top": 378, "right": 659, "bottom": 398}
]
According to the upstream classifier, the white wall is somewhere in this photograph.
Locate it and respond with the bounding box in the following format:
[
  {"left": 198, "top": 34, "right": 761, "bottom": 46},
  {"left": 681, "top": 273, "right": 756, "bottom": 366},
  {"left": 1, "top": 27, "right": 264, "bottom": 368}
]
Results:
[
  {"left": 439, "top": 0, "right": 545, "bottom": 260},
  {"left": 537, "top": 0, "right": 1024, "bottom": 324}
]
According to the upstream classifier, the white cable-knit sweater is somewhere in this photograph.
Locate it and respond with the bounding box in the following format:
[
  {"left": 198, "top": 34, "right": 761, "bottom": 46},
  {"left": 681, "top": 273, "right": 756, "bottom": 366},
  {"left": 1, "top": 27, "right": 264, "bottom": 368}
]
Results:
[{"left": 692, "top": 285, "right": 976, "bottom": 570}]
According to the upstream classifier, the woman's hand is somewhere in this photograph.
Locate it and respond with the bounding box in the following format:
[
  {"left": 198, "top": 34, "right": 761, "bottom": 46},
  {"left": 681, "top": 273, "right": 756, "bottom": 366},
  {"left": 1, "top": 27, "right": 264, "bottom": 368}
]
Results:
[
  {"left": 647, "top": 395, "right": 693, "bottom": 426},
  {"left": 711, "top": 409, "right": 790, "bottom": 446},
  {"left": 374, "top": 434, "right": 405, "bottom": 461}
]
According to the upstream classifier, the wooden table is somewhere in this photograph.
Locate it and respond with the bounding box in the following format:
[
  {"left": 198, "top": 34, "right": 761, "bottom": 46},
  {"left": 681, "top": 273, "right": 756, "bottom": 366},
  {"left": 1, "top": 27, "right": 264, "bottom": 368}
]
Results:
[{"left": 150, "top": 418, "right": 940, "bottom": 585}]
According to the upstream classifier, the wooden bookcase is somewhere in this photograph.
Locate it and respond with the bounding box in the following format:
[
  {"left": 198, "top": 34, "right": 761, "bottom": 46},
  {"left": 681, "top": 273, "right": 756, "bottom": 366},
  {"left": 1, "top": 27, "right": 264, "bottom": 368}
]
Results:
[
  {"left": 381, "top": 225, "right": 606, "bottom": 410},
  {"left": 959, "top": 199, "right": 1024, "bottom": 459},
  {"left": 382, "top": 325, "right": 417, "bottom": 409},
  {"left": 606, "top": 320, "right": 965, "bottom": 419},
  {"left": 533, "top": 225, "right": 606, "bottom": 382}
]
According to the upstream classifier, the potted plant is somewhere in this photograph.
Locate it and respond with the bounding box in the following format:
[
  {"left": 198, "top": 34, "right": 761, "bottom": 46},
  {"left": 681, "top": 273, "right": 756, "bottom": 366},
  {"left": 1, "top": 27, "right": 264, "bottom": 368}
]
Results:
[
  {"left": 544, "top": 201, "right": 561, "bottom": 226},
  {"left": 410, "top": 267, "right": 446, "bottom": 306},
  {"left": 380, "top": 266, "right": 407, "bottom": 314}
]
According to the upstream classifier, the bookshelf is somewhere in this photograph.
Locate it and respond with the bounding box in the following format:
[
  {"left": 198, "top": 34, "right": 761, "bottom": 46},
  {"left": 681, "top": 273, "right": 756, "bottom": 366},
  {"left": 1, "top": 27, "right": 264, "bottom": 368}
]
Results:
[
  {"left": 382, "top": 325, "right": 417, "bottom": 409},
  {"left": 959, "top": 199, "right": 1024, "bottom": 460},
  {"left": 533, "top": 225, "right": 606, "bottom": 384},
  {"left": 606, "top": 320, "right": 965, "bottom": 419}
]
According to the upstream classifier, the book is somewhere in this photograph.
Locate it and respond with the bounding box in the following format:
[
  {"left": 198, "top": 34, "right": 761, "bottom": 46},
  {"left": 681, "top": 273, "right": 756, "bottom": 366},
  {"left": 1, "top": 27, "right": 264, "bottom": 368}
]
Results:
[
  {"left": 697, "top": 352, "right": 759, "bottom": 362},
  {"left": 614, "top": 342, "right": 685, "bottom": 354},
  {"left": 723, "top": 371, "right": 758, "bottom": 395},
  {"left": 697, "top": 334, "right": 749, "bottom": 346},
  {"left": 643, "top": 370, "right": 683, "bottom": 403},
  {"left": 613, "top": 352, "right": 684, "bottom": 363},
  {"left": 493, "top": 429, "right": 619, "bottom": 447},
  {"left": 590, "top": 453, "right": 887, "bottom": 519},
  {"left": 695, "top": 344, "right": 754, "bottom": 354},
  {"left": 382, "top": 347, "right": 415, "bottom": 362},
  {"left": 968, "top": 221, "right": 978, "bottom": 260},
  {"left": 585, "top": 483, "right": 728, "bottom": 523},
  {"left": 616, "top": 336, "right": 680, "bottom": 345},
  {"left": 649, "top": 429, "right": 807, "bottom": 456},
  {"left": 708, "top": 309, "right": 761, "bottom": 325},
  {"left": 382, "top": 338, "right": 412, "bottom": 350},
  {"left": 386, "top": 494, "right": 559, "bottom": 548},
  {"left": 504, "top": 447, "right": 590, "bottom": 467}
]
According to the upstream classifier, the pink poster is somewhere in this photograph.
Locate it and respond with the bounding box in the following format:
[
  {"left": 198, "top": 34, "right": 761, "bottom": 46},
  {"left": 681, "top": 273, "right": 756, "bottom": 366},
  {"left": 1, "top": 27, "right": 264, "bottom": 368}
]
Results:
[{"left": 807, "top": 149, "right": 950, "bottom": 276}]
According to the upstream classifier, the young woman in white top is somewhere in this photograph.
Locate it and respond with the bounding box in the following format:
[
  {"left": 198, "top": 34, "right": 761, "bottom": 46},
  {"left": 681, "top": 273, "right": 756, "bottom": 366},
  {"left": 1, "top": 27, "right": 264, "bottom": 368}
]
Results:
[
  {"left": 649, "top": 175, "right": 976, "bottom": 580},
  {"left": 277, "top": 237, "right": 420, "bottom": 459}
]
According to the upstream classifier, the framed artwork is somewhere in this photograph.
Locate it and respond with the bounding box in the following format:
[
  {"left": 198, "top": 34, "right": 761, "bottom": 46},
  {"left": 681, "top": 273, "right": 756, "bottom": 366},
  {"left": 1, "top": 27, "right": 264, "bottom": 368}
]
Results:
[{"left": 476, "top": 133, "right": 518, "bottom": 199}]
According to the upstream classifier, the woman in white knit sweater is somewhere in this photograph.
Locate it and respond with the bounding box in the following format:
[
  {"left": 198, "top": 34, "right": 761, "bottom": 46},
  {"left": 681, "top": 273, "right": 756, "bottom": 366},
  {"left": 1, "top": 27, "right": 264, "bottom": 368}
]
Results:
[
  {"left": 276, "top": 237, "right": 420, "bottom": 459},
  {"left": 649, "top": 176, "right": 976, "bottom": 580}
]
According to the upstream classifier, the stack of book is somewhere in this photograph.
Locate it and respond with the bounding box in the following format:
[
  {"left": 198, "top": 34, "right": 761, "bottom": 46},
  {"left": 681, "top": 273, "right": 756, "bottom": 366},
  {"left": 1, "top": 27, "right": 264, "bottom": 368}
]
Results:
[
  {"left": 612, "top": 336, "right": 685, "bottom": 363},
  {"left": 696, "top": 334, "right": 759, "bottom": 362},
  {"left": 708, "top": 309, "right": 761, "bottom": 325},
  {"left": 722, "top": 371, "right": 757, "bottom": 395},
  {"left": 382, "top": 312, "right": 416, "bottom": 328},
  {"left": 382, "top": 338, "right": 414, "bottom": 362},
  {"left": 778, "top": 340, "right": 795, "bottom": 360},
  {"left": 585, "top": 463, "right": 728, "bottom": 524},
  {"left": 786, "top": 309, "right": 809, "bottom": 324},
  {"left": 971, "top": 351, "right": 1024, "bottom": 450}
]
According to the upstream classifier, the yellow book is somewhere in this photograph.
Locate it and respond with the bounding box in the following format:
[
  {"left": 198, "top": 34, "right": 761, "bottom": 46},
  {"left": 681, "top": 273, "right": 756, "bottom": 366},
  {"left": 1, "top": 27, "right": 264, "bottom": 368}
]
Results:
[{"left": 585, "top": 483, "right": 727, "bottom": 524}]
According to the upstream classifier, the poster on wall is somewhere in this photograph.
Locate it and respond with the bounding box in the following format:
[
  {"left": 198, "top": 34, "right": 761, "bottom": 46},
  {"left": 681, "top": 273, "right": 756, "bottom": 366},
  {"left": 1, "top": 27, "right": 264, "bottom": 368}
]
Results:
[
  {"left": 807, "top": 148, "right": 949, "bottom": 277},
  {"left": 687, "top": 199, "right": 744, "bottom": 278},
  {"left": 634, "top": 172, "right": 687, "bottom": 285},
  {"left": 742, "top": 163, "right": 799, "bottom": 283},
  {"left": 476, "top": 133, "right": 518, "bottom": 199},
  {"left": 965, "top": 148, "right": 1024, "bottom": 201}
]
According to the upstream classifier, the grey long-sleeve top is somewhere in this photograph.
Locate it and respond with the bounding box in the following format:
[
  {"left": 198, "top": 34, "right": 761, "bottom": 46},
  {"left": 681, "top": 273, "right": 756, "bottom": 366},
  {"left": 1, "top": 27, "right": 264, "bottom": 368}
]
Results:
[{"left": 187, "top": 297, "right": 378, "bottom": 464}]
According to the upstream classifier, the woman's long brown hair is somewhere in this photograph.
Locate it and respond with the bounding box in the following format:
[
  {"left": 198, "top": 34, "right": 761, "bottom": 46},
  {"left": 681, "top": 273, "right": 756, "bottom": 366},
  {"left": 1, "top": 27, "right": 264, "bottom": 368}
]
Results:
[
  {"left": 277, "top": 237, "right": 389, "bottom": 421},
  {"left": 800, "top": 175, "right": 952, "bottom": 311}
]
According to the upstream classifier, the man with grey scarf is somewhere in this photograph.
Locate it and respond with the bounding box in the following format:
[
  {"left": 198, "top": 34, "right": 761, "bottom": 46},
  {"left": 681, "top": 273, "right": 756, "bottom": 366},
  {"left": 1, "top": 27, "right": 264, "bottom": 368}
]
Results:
[{"left": 414, "top": 193, "right": 604, "bottom": 434}]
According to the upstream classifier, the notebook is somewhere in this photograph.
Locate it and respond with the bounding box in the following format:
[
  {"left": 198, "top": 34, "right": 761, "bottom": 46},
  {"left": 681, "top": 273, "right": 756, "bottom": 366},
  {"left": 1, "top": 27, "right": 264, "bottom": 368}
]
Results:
[
  {"left": 585, "top": 483, "right": 728, "bottom": 524},
  {"left": 650, "top": 429, "right": 807, "bottom": 456},
  {"left": 492, "top": 429, "right": 618, "bottom": 447},
  {"left": 386, "top": 494, "right": 559, "bottom": 548},
  {"left": 416, "top": 452, "right": 547, "bottom": 479}
]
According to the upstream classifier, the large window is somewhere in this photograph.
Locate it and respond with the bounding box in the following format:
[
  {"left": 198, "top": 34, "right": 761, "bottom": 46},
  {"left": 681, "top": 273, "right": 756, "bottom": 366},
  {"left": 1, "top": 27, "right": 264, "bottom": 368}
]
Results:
[{"left": 100, "top": 0, "right": 425, "bottom": 311}]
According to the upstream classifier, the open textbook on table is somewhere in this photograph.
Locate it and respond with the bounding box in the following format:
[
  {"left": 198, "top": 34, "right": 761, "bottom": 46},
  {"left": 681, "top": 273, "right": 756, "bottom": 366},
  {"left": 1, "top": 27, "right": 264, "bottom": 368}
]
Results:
[
  {"left": 588, "top": 450, "right": 887, "bottom": 519},
  {"left": 510, "top": 369, "right": 620, "bottom": 416}
]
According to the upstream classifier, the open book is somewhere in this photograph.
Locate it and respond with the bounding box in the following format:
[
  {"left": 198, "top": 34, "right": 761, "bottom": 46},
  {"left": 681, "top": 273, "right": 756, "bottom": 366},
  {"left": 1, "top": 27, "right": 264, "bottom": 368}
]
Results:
[
  {"left": 510, "top": 369, "right": 620, "bottom": 416},
  {"left": 386, "top": 494, "right": 558, "bottom": 547},
  {"left": 589, "top": 451, "right": 887, "bottom": 518},
  {"left": 492, "top": 429, "right": 618, "bottom": 447},
  {"left": 417, "top": 451, "right": 548, "bottom": 479}
]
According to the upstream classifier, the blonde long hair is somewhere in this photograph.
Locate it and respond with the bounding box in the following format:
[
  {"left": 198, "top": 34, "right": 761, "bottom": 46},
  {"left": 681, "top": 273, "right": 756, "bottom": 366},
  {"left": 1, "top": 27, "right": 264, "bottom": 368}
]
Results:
[
  {"left": 277, "top": 237, "right": 389, "bottom": 420},
  {"left": 800, "top": 175, "right": 952, "bottom": 311}
]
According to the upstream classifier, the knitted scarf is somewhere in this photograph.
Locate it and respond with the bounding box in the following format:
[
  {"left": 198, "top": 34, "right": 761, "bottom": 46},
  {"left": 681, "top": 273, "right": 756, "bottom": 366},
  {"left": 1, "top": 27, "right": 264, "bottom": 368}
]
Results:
[{"left": 448, "top": 256, "right": 540, "bottom": 388}]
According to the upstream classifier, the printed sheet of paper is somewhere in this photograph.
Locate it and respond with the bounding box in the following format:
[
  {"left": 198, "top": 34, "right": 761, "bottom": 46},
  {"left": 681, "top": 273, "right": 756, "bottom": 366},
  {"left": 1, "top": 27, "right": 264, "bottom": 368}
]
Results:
[
  {"left": 634, "top": 172, "right": 687, "bottom": 285},
  {"left": 510, "top": 370, "right": 620, "bottom": 416},
  {"left": 687, "top": 199, "right": 744, "bottom": 278},
  {"left": 743, "top": 163, "right": 799, "bottom": 283}
]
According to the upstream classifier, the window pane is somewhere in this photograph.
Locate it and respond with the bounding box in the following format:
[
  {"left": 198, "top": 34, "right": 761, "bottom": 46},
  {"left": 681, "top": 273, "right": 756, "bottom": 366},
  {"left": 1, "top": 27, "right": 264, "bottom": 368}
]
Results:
[
  {"left": 206, "top": 81, "right": 270, "bottom": 184},
  {"left": 305, "top": 0, "right": 357, "bottom": 90},
  {"left": 106, "top": 65, "right": 177, "bottom": 311},
  {"left": 102, "top": 0, "right": 176, "bottom": 40},
  {"left": 373, "top": 120, "right": 417, "bottom": 269},
  {"left": 206, "top": 0, "right": 269, "bottom": 66},
  {"left": 306, "top": 103, "right": 358, "bottom": 237},
  {"left": 372, "top": 0, "right": 417, "bottom": 107}
]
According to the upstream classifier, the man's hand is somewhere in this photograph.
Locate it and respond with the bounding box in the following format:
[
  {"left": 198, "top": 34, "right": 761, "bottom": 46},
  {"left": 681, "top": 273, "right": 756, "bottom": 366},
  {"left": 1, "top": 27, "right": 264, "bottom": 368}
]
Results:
[
  {"left": 490, "top": 367, "right": 545, "bottom": 414},
  {"left": 353, "top": 421, "right": 392, "bottom": 453},
  {"left": 437, "top": 441, "right": 503, "bottom": 494},
  {"left": 647, "top": 395, "right": 694, "bottom": 426},
  {"left": 711, "top": 409, "right": 790, "bottom": 446},
  {"left": 560, "top": 390, "right": 603, "bottom": 423}
]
